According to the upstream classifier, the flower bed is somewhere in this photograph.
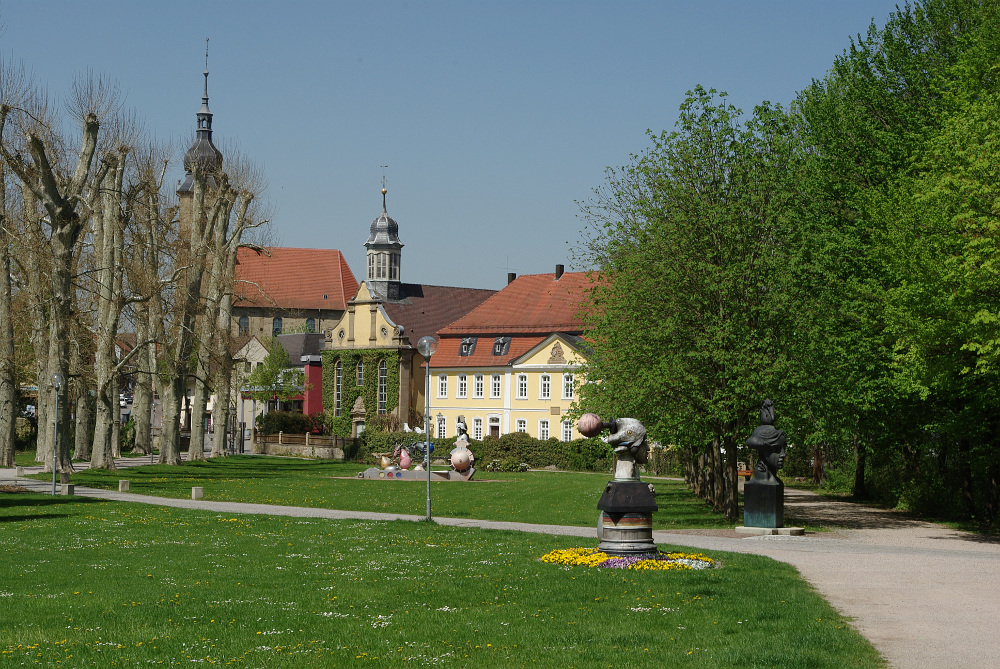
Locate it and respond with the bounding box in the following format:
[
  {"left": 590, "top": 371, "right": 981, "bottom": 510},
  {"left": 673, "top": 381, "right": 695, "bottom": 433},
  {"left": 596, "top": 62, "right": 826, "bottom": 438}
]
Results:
[{"left": 540, "top": 547, "right": 715, "bottom": 571}]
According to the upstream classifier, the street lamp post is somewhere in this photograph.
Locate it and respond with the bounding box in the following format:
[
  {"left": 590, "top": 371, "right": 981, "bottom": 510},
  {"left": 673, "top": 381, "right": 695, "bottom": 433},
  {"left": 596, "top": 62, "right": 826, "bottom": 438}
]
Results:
[
  {"left": 417, "top": 336, "right": 438, "bottom": 521},
  {"left": 51, "top": 373, "right": 64, "bottom": 495}
]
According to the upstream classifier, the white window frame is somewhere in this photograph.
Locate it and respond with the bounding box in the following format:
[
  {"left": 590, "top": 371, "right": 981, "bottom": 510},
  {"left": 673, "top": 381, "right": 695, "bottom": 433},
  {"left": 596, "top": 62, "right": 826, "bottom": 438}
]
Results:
[
  {"left": 437, "top": 415, "right": 446, "bottom": 438},
  {"left": 515, "top": 418, "right": 527, "bottom": 433},
  {"left": 490, "top": 374, "right": 502, "bottom": 399},
  {"left": 473, "top": 374, "right": 484, "bottom": 399},
  {"left": 473, "top": 417, "right": 483, "bottom": 440},
  {"left": 377, "top": 360, "right": 388, "bottom": 414},
  {"left": 538, "top": 419, "right": 549, "bottom": 440},
  {"left": 561, "top": 419, "right": 573, "bottom": 442},
  {"left": 516, "top": 374, "right": 527, "bottom": 399},
  {"left": 457, "top": 374, "right": 467, "bottom": 398},
  {"left": 539, "top": 374, "right": 551, "bottom": 400},
  {"left": 562, "top": 373, "right": 575, "bottom": 400},
  {"left": 437, "top": 374, "right": 448, "bottom": 399}
]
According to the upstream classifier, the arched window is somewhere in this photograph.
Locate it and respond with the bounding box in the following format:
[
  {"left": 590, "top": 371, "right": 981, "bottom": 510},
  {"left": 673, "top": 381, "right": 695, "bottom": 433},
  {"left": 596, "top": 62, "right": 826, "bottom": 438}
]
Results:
[
  {"left": 305, "top": 317, "right": 316, "bottom": 333},
  {"left": 272, "top": 317, "right": 282, "bottom": 337},
  {"left": 238, "top": 315, "right": 249, "bottom": 336},
  {"left": 334, "top": 360, "right": 342, "bottom": 416},
  {"left": 377, "top": 360, "right": 388, "bottom": 414},
  {"left": 356, "top": 360, "right": 364, "bottom": 386}
]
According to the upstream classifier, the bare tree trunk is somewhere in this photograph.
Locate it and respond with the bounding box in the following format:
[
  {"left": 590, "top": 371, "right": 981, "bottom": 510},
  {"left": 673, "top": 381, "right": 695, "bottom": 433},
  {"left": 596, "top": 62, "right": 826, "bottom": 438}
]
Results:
[
  {"left": 70, "top": 339, "right": 92, "bottom": 460},
  {"left": 723, "top": 431, "right": 738, "bottom": 522},
  {"left": 0, "top": 169, "right": 15, "bottom": 466},
  {"left": 89, "top": 151, "right": 125, "bottom": 471},
  {"left": 852, "top": 433, "right": 867, "bottom": 499},
  {"left": 131, "top": 303, "right": 153, "bottom": 455}
]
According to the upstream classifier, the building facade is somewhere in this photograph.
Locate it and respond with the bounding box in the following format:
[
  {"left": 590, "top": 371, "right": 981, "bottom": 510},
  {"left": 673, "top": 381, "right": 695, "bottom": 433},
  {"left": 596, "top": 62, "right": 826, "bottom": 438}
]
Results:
[
  {"left": 322, "top": 189, "right": 496, "bottom": 435},
  {"left": 427, "top": 268, "right": 593, "bottom": 442}
]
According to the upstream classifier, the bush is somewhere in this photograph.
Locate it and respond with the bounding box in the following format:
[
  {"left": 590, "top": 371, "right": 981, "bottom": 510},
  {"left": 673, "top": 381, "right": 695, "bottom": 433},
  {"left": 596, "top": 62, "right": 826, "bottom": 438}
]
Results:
[
  {"left": 484, "top": 458, "right": 530, "bottom": 472},
  {"left": 473, "top": 432, "right": 612, "bottom": 472},
  {"left": 256, "top": 411, "right": 323, "bottom": 435}
]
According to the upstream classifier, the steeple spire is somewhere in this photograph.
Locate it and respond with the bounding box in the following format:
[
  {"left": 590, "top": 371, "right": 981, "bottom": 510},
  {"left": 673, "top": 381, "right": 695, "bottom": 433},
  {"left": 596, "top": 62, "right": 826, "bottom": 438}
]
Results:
[
  {"left": 178, "top": 38, "right": 223, "bottom": 194},
  {"left": 197, "top": 38, "right": 213, "bottom": 134}
]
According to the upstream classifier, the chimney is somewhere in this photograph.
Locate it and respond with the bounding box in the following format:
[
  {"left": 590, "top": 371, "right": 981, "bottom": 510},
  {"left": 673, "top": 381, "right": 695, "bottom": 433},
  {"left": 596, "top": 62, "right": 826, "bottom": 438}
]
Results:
[
  {"left": 555, "top": 264, "right": 564, "bottom": 280},
  {"left": 507, "top": 272, "right": 517, "bottom": 285}
]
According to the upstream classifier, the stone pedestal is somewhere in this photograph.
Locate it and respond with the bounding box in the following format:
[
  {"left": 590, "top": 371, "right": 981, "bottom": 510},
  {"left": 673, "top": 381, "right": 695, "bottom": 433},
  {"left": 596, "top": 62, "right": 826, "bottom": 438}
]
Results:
[
  {"left": 596, "top": 480, "right": 658, "bottom": 555},
  {"left": 60, "top": 484, "right": 74, "bottom": 496},
  {"left": 191, "top": 487, "right": 204, "bottom": 500},
  {"left": 743, "top": 479, "right": 784, "bottom": 528},
  {"left": 119, "top": 480, "right": 130, "bottom": 492},
  {"left": 735, "top": 526, "right": 804, "bottom": 536}
]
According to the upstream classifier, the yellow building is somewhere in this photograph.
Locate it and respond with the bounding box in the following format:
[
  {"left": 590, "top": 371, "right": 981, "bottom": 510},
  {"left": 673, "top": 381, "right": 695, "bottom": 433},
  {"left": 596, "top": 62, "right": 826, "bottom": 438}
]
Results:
[{"left": 427, "top": 268, "right": 593, "bottom": 442}]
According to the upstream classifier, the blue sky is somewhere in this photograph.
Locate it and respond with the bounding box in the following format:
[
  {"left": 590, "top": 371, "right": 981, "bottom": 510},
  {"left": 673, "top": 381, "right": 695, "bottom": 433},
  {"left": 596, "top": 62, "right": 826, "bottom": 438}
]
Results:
[{"left": 3, "top": 1, "right": 901, "bottom": 289}]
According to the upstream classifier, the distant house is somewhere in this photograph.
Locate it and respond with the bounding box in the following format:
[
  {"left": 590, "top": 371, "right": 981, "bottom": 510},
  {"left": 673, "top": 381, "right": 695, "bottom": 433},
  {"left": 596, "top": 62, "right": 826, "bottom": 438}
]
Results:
[
  {"left": 232, "top": 247, "right": 358, "bottom": 338},
  {"left": 428, "top": 267, "right": 594, "bottom": 441}
]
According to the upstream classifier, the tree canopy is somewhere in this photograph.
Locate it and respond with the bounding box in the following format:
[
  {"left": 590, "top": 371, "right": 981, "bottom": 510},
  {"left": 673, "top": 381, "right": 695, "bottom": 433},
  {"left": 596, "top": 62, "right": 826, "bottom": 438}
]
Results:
[{"left": 577, "top": 0, "right": 1000, "bottom": 528}]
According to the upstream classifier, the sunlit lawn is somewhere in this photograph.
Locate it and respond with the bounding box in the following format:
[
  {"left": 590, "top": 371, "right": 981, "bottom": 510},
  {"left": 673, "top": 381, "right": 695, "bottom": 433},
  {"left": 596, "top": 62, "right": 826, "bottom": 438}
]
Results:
[
  {"left": 0, "top": 493, "right": 883, "bottom": 668},
  {"left": 42, "top": 456, "right": 737, "bottom": 530}
]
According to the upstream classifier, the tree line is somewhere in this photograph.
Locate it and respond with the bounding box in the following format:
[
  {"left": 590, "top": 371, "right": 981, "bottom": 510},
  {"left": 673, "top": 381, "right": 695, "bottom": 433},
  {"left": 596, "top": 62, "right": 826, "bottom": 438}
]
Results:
[
  {"left": 0, "top": 60, "right": 268, "bottom": 472},
  {"left": 576, "top": 0, "right": 1000, "bottom": 528}
]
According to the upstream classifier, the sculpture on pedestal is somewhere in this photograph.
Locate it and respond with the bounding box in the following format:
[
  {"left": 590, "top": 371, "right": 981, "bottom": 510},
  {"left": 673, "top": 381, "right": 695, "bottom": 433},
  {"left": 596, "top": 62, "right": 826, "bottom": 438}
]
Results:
[
  {"left": 743, "top": 399, "right": 787, "bottom": 528},
  {"left": 578, "top": 413, "right": 658, "bottom": 556}
]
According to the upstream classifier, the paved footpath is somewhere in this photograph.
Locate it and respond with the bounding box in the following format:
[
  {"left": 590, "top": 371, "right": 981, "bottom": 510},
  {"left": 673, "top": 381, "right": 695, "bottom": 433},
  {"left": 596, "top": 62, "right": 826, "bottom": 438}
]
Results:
[{"left": 4, "top": 462, "right": 999, "bottom": 669}]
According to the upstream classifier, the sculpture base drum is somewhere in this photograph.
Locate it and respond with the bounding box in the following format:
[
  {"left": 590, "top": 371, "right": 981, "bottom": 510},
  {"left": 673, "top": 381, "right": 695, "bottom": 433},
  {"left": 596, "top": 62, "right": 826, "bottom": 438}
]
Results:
[
  {"left": 597, "top": 480, "right": 658, "bottom": 555},
  {"left": 743, "top": 479, "right": 784, "bottom": 528}
]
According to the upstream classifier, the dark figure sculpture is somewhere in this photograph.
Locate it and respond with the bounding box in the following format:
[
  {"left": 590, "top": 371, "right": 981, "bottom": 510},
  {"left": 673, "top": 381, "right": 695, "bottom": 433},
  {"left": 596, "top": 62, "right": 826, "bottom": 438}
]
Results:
[
  {"left": 746, "top": 399, "right": 787, "bottom": 484},
  {"left": 743, "top": 399, "right": 787, "bottom": 528}
]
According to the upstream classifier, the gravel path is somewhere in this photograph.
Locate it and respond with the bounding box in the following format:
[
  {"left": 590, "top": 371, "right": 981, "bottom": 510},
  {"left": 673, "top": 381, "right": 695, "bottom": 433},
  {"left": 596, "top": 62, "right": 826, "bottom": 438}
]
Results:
[{"left": 4, "top": 461, "right": 999, "bottom": 668}]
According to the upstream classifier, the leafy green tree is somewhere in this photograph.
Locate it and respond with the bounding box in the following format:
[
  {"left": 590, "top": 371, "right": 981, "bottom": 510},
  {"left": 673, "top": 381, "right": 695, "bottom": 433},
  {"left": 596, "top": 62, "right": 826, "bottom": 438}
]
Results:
[
  {"left": 244, "top": 339, "right": 306, "bottom": 409},
  {"left": 577, "top": 87, "right": 798, "bottom": 520}
]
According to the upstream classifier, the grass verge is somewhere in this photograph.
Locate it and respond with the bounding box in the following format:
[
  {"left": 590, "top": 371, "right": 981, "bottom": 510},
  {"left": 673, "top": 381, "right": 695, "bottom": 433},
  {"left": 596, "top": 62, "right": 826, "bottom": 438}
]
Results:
[
  {"left": 45, "top": 456, "right": 738, "bottom": 530},
  {"left": 0, "top": 493, "right": 882, "bottom": 668}
]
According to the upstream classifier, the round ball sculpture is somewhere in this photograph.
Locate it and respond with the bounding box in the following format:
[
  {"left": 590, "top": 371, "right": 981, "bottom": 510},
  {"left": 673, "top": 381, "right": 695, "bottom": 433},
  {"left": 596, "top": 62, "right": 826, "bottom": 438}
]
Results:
[
  {"left": 450, "top": 448, "right": 472, "bottom": 472},
  {"left": 578, "top": 412, "right": 604, "bottom": 438}
]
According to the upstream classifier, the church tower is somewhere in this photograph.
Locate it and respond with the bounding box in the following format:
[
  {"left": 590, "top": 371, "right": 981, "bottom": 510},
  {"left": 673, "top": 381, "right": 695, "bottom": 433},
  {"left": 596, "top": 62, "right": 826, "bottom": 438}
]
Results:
[
  {"left": 177, "top": 43, "right": 223, "bottom": 231},
  {"left": 365, "top": 186, "right": 404, "bottom": 301}
]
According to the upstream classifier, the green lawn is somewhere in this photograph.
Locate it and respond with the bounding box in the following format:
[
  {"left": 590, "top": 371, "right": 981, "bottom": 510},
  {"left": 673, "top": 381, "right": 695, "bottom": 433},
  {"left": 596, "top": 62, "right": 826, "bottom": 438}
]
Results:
[
  {"left": 44, "top": 456, "right": 739, "bottom": 530},
  {"left": 0, "top": 492, "right": 883, "bottom": 668}
]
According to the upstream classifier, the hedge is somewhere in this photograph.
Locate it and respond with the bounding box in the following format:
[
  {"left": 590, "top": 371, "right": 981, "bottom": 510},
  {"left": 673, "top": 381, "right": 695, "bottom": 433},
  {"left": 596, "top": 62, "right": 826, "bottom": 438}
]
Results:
[{"left": 356, "top": 429, "right": 614, "bottom": 472}]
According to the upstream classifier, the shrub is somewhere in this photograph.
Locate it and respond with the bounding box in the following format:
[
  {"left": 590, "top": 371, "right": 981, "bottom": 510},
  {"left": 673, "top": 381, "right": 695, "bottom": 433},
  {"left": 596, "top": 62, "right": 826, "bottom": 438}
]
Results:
[
  {"left": 473, "top": 432, "right": 612, "bottom": 472},
  {"left": 256, "top": 411, "right": 323, "bottom": 435},
  {"left": 484, "top": 459, "right": 530, "bottom": 472}
]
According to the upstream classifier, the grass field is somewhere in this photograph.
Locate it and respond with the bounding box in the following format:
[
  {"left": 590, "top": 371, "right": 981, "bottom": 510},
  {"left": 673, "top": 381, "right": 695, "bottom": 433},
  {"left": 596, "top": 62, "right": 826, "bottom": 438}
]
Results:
[
  {"left": 39, "top": 456, "right": 740, "bottom": 530},
  {"left": 0, "top": 491, "right": 883, "bottom": 668}
]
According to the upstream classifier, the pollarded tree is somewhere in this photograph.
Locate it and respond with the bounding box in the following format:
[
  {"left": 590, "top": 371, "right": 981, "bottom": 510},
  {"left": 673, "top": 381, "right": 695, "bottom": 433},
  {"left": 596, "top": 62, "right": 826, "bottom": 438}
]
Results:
[{"left": 0, "top": 68, "right": 117, "bottom": 473}]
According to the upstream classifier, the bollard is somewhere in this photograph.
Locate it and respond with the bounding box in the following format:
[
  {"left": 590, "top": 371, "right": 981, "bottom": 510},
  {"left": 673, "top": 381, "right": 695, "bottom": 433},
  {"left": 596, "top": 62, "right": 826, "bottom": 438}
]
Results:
[
  {"left": 119, "top": 480, "right": 130, "bottom": 492},
  {"left": 60, "top": 484, "right": 74, "bottom": 496},
  {"left": 15, "top": 466, "right": 24, "bottom": 477},
  {"left": 191, "top": 486, "right": 204, "bottom": 500}
]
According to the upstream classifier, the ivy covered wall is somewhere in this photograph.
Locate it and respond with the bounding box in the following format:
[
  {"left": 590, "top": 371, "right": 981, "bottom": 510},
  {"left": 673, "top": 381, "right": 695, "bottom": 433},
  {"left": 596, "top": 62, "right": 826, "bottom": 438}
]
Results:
[{"left": 322, "top": 349, "right": 401, "bottom": 437}]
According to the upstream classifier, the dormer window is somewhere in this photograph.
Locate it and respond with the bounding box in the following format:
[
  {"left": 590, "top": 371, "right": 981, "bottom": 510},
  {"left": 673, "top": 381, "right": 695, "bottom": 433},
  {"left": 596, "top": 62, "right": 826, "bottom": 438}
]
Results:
[
  {"left": 459, "top": 337, "right": 477, "bottom": 357},
  {"left": 492, "top": 337, "right": 511, "bottom": 356}
]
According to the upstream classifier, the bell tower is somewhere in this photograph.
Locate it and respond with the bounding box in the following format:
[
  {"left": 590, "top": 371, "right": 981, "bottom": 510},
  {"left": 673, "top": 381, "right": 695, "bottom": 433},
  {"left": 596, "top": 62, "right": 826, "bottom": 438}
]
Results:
[{"left": 365, "top": 183, "right": 404, "bottom": 301}]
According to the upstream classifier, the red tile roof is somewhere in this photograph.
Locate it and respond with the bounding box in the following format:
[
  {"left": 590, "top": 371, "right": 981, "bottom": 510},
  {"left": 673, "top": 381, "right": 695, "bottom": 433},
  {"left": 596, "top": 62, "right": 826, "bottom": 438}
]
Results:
[
  {"left": 439, "top": 271, "right": 596, "bottom": 335},
  {"left": 429, "top": 335, "right": 547, "bottom": 368},
  {"left": 233, "top": 247, "right": 358, "bottom": 311},
  {"left": 381, "top": 284, "right": 497, "bottom": 345}
]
